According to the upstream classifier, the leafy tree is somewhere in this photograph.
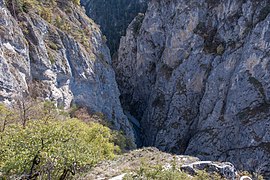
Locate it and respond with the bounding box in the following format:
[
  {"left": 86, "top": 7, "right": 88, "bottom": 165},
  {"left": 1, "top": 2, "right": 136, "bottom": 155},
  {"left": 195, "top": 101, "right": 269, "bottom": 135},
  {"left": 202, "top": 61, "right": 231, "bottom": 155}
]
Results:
[
  {"left": 0, "top": 104, "right": 16, "bottom": 132},
  {"left": 0, "top": 99, "right": 133, "bottom": 179},
  {"left": 0, "top": 118, "right": 118, "bottom": 179}
]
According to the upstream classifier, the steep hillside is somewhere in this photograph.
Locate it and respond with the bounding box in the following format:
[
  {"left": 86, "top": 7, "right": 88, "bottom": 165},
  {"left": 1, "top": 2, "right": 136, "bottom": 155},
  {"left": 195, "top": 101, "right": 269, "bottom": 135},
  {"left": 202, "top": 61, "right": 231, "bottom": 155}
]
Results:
[
  {"left": 115, "top": 0, "right": 270, "bottom": 177},
  {"left": 0, "top": 0, "right": 134, "bottom": 140},
  {"left": 81, "top": 0, "right": 147, "bottom": 54}
]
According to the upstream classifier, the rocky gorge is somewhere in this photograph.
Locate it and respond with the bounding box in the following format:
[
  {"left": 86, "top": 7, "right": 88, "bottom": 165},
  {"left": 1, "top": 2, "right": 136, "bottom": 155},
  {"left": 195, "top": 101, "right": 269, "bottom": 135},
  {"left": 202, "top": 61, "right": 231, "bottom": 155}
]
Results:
[
  {"left": 0, "top": 0, "right": 270, "bottom": 179},
  {"left": 114, "top": 0, "right": 270, "bottom": 177},
  {"left": 81, "top": 0, "right": 147, "bottom": 54}
]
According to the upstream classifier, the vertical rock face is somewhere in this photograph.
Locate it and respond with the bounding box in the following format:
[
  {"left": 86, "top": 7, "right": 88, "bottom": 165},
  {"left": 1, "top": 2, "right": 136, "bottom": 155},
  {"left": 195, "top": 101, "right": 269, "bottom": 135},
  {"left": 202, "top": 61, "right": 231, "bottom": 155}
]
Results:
[
  {"left": 80, "top": 0, "right": 147, "bottom": 54},
  {"left": 116, "top": 0, "right": 270, "bottom": 176},
  {"left": 0, "top": 0, "right": 134, "bottom": 139}
]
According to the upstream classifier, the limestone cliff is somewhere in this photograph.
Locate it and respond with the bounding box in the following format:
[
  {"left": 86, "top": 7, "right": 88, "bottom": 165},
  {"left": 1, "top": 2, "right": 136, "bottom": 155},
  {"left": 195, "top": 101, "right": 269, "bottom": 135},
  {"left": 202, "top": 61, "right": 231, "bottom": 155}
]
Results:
[
  {"left": 115, "top": 0, "right": 270, "bottom": 176},
  {"left": 0, "top": 0, "right": 134, "bottom": 139}
]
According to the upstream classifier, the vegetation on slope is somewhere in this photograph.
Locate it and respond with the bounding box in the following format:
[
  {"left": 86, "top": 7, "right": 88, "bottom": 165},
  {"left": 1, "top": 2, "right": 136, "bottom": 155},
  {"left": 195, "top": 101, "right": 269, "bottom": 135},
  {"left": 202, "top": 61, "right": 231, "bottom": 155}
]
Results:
[
  {"left": 0, "top": 99, "right": 128, "bottom": 179},
  {"left": 4, "top": 0, "right": 99, "bottom": 51},
  {"left": 123, "top": 164, "right": 224, "bottom": 180},
  {"left": 79, "top": 147, "right": 263, "bottom": 180}
]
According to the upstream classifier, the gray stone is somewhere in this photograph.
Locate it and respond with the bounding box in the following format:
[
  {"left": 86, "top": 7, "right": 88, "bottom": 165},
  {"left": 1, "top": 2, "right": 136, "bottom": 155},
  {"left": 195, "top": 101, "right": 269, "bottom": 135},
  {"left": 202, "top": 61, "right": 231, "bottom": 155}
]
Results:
[
  {"left": 115, "top": 0, "right": 270, "bottom": 177},
  {"left": 181, "top": 161, "right": 237, "bottom": 179},
  {"left": 0, "top": 1, "right": 134, "bottom": 141},
  {"left": 109, "top": 174, "right": 127, "bottom": 180}
]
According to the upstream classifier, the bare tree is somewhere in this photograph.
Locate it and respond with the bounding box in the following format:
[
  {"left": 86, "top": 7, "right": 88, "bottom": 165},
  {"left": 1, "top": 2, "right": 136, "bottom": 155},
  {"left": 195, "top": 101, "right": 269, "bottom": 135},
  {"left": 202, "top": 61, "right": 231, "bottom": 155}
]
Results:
[
  {"left": 0, "top": 104, "right": 14, "bottom": 132},
  {"left": 13, "top": 95, "right": 36, "bottom": 128}
]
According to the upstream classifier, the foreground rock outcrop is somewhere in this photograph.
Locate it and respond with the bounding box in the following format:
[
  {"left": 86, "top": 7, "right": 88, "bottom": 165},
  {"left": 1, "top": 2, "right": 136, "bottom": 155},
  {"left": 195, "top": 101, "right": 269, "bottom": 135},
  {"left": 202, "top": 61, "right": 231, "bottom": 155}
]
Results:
[
  {"left": 115, "top": 0, "right": 270, "bottom": 177},
  {"left": 0, "top": 0, "right": 133, "bottom": 139},
  {"left": 79, "top": 148, "right": 251, "bottom": 180},
  {"left": 81, "top": 0, "right": 148, "bottom": 54}
]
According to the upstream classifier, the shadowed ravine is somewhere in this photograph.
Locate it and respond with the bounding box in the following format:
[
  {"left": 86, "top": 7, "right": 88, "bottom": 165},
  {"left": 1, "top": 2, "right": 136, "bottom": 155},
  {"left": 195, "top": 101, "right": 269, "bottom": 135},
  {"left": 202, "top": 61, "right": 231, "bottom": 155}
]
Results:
[
  {"left": 0, "top": 0, "right": 270, "bottom": 178},
  {"left": 86, "top": 0, "right": 270, "bottom": 177}
]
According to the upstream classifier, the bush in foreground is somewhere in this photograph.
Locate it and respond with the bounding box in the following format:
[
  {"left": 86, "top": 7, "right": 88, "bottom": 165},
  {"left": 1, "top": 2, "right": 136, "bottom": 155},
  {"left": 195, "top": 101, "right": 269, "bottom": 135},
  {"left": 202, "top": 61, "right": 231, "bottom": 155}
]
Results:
[{"left": 0, "top": 115, "right": 118, "bottom": 179}]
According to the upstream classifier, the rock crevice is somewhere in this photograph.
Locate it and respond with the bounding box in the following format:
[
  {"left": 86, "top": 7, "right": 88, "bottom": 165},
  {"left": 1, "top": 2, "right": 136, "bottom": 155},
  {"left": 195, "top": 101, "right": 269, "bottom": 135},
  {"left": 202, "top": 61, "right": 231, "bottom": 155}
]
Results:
[{"left": 115, "top": 0, "right": 270, "bottom": 176}]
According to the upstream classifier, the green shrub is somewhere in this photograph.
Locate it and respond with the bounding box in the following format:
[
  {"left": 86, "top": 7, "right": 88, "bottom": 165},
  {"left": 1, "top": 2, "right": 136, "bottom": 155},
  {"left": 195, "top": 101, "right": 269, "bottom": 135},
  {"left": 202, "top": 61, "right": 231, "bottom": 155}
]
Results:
[
  {"left": 47, "top": 51, "right": 55, "bottom": 64},
  {"left": 102, "top": 35, "right": 107, "bottom": 43},
  {"left": 72, "top": 0, "right": 80, "bottom": 5},
  {"left": 5, "top": 0, "right": 40, "bottom": 13},
  {"left": 48, "top": 41, "right": 60, "bottom": 50},
  {"left": 40, "top": 7, "right": 53, "bottom": 23},
  {"left": 0, "top": 104, "right": 15, "bottom": 132},
  {"left": 123, "top": 163, "right": 190, "bottom": 180},
  {"left": 194, "top": 170, "right": 211, "bottom": 180},
  {"left": 0, "top": 118, "right": 117, "bottom": 179},
  {"left": 112, "top": 131, "right": 136, "bottom": 152}
]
